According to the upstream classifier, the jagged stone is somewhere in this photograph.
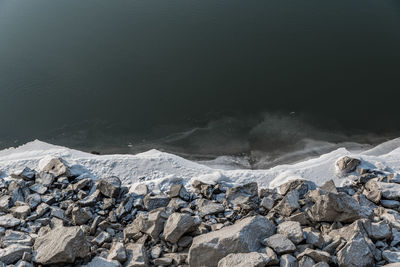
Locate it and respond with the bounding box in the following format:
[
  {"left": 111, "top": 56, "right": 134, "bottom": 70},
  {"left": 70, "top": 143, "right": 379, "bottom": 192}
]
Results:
[
  {"left": 197, "top": 199, "right": 225, "bottom": 217},
  {"left": 143, "top": 195, "right": 169, "bottom": 211},
  {"left": 298, "top": 256, "right": 315, "bottom": 267},
  {"left": 297, "top": 248, "right": 331, "bottom": 263},
  {"left": 336, "top": 156, "right": 361, "bottom": 173},
  {"left": 142, "top": 209, "right": 168, "bottom": 240},
  {"left": 278, "top": 179, "right": 316, "bottom": 198},
  {"left": 313, "top": 262, "right": 329, "bottom": 267},
  {"left": 177, "top": 235, "right": 193, "bottom": 247},
  {"left": 280, "top": 254, "right": 298, "bottom": 267},
  {"left": 0, "top": 195, "right": 11, "bottom": 212},
  {"left": 11, "top": 167, "right": 35, "bottom": 181},
  {"left": 277, "top": 221, "right": 304, "bottom": 244},
  {"left": 11, "top": 205, "right": 30, "bottom": 219},
  {"left": 71, "top": 207, "right": 92, "bottom": 225},
  {"left": 79, "top": 189, "right": 100, "bottom": 207},
  {"left": 153, "top": 257, "right": 173, "bottom": 266},
  {"left": 26, "top": 194, "right": 41, "bottom": 209},
  {"left": 131, "top": 183, "right": 148, "bottom": 196},
  {"left": 217, "top": 252, "right": 275, "bottom": 267},
  {"left": 0, "top": 214, "right": 21, "bottom": 228},
  {"left": 303, "top": 227, "right": 323, "bottom": 249},
  {"left": 163, "top": 213, "right": 195, "bottom": 243},
  {"left": 168, "top": 184, "right": 190, "bottom": 201},
  {"left": 319, "top": 180, "right": 338, "bottom": 194},
  {"left": 125, "top": 243, "right": 148, "bottom": 267},
  {"left": 33, "top": 225, "right": 89, "bottom": 264},
  {"left": 363, "top": 220, "right": 391, "bottom": 240},
  {"left": 188, "top": 216, "right": 276, "bottom": 267},
  {"left": 381, "top": 199, "right": 400, "bottom": 208},
  {"left": 72, "top": 178, "right": 92, "bottom": 192},
  {"left": 260, "top": 196, "right": 274, "bottom": 210},
  {"left": 97, "top": 176, "right": 121, "bottom": 198},
  {"left": 0, "top": 244, "right": 31, "bottom": 264},
  {"left": 84, "top": 256, "right": 122, "bottom": 267},
  {"left": 29, "top": 183, "right": 47, "bottom": 195},
  {"left": 40, "top": 157, "right": 70, "bottom": 177},
  {"left": 36, "top": 203, "right": 50, "bottom": 217},
  {"left": 274, "top": 190, "right": 299, "bottom": 216},
  {"left": 336, "top": 233, "right": 374, "bottom": 267},
  {"left": 2, "top": 230, "right": 33, "bottom": 247},
  {"left": 93, "top": 231, "right": 112, "bottom": 246},
  {"left": 264, "top": 234, "right": 296, "bottom": 254},
  {"left": 35, "top": 171, "right": 55, "bottom": 187},
  {"left": 225, "top": 182, "right": 258, "bottom": 205},
  {"left": 369, "top": 180, "right": 400, "bottom": 200},
  {"left": 14, "top": 260, "right": 33, "bottom": 267},
  {"left": 382, "top": 250, "right": 400, "bottom": 263},
  {"left": 308, "top": 190, "right": 371, "bottom": 223},
  {"left": 108, "top": 242, "right": 127, "bottom": 263}
]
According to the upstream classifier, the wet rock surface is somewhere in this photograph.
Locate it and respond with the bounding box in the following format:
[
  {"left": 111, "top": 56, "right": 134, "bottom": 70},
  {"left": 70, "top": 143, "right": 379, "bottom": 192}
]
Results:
[{"left": 0, "top": 156, "right": 398, "bottom": 266}]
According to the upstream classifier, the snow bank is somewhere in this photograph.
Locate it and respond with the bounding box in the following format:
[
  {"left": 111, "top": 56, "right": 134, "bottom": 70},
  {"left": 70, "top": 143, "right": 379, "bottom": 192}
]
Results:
[{"left": 1, "top": 139, "right": 400, "bottom": 192}]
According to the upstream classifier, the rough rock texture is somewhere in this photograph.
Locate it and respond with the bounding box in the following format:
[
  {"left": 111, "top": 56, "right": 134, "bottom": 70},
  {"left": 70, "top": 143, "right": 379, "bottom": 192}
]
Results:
[
  {"left": 33, "top": 226, "right": 90, "bottom": 264},
  {"left": 188, "top": 216, "right": 275, "bottom": 267},
  {"left": 217, "top": 252, "right": 273, "bottom": 267},
  {"left": 97, "top": 176, "right": 121, "bottom": 198},
  {"left": 163, "top": 212, "right": 195, "bottom": 243}
]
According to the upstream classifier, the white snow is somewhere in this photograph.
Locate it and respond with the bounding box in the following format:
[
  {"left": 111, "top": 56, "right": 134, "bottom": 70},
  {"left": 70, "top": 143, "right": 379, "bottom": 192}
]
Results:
[{"left": 1, "top": 139, "right": 400, "bottom": 192}]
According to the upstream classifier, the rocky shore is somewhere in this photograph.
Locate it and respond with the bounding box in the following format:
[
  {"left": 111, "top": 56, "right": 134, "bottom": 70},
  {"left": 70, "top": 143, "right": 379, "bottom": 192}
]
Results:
[{"left": 0, "top": 156, "right": 399, "bottom": 266}]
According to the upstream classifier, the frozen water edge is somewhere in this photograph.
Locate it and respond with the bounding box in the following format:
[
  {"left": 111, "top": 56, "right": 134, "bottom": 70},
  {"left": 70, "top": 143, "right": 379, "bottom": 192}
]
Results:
[{"left": 1, "top": 139, "right": 400, "bottom": 193}]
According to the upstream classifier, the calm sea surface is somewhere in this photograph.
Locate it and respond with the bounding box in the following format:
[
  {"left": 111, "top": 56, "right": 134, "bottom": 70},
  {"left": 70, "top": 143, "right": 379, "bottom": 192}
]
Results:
[{"left": 1, "top": 0, "right": 400, "bottom": 162}]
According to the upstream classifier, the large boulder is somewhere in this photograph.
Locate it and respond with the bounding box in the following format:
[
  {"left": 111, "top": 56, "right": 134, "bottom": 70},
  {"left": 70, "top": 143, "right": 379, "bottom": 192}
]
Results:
[
  {"left": 188, "top": 216, "right": 276, "bottom": 267},
  {"left": 337, "top": 233, "right": 374, "bottom": 267},
  {"left": 33, "top": 225, "right": 89, "bottom": 264},
  {"left": 308, "top": 190, "right": 371, "bottom": 223}
]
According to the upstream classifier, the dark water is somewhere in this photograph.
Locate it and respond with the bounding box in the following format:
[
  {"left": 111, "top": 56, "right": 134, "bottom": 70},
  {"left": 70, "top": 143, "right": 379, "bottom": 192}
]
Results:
[{"left": 1, "top": 0, "right": 400, "bottom": 165}]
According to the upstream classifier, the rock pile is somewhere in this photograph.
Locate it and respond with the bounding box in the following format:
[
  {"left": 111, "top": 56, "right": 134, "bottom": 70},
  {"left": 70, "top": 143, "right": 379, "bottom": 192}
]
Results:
[{"left": 0, "top": 156, "right": 399, "bottom": 266}]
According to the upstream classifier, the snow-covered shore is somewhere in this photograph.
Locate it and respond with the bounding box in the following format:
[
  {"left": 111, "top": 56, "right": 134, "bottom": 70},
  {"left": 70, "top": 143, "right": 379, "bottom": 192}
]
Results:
[{"left": 1, "top": 139, "right": 400, "bottom": 192}]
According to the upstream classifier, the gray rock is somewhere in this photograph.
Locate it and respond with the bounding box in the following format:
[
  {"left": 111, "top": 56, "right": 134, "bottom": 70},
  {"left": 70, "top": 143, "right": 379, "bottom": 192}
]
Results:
[
  {"left": 264, "top": 234, "right": 296, "bottom": 254},
  {"left": 164, "top": 213, "right": 195, "bottom": 243},
  {"left": 197, "top": 199, "right": 225, "bottom": 217},
  {"left": 2, "top": 230, "right": 33, "bottom": 247},
  {"left": 36, "top": 203, "right": 50, "bottom": 217},
  {"left": 11, "top": 167, "right": 35, "bottom": 181},
  {"left": 14, "top": 260, "right": 33, "bottom": 267},
  {"left": 336, "top": 233, "right": 374, "bottom": 267},
  {"left": 177, "top": 236, "right": 193, "bottom": 247},
  {"left": 131, "top": 183, "right": 148, "bottom": 196},
  {"left": 0, "top": 195, "right": 11, "bottom": 212},
  {"left": 217, "top": 252, "right": 274, "bottom": 267},
  {"left": 380, "top": 199, "right": 400, "bottom": 208},
  {"left": 93, "top": 231, "right": 112, "bottom": 246},
  {"left": 40, "top": 157, "right": 70, "bottom": 177},
  {"left": 33, "top": 225, "right": 89, "bottom": 264},
  {"left": 280, "top": 254, "right": 298, "bottom": 267},
  {"left": 274, "top": 190, "right": 300, "bottom": 216},
  {"left": 372, "top": 180, "right": 400, "bottom": 200},
  {"left": 297, "top": 248, "right": 331, "bottom": 263},
  {"left": 308, "top": 190, "right": 371, "bottom": 223},
  {"left": 153, "top": 257, "right": 173, "bottom": 266},
  {"left": 124, "top": 243, "right": 148, "bottom": 267},
  {"left": 0, "top": 214, "right": 21, "bottom": 228},
  {"left": 391, "top": 228, "right": 400, "bottom": 247},
  {"left": 72, "top": 207, "right": 92, "bottom": 225},
  {"left": 188, "top": 216, "right": 276, "bottom": 267},
  {"left": 336, "top": 156, "right": 361, "bottom": 173},
  {"left": 168, "top": 184, "right": 190, "bottom": 201},
  {"left": 29, "top": 183, "right": 47, "bottom": 195},
  {"left": 363, "top": 220, "right": 391, "bottom": 240},
  {"left": 382, "top": 250, "right": 400, "bottom": 263},
  {"left": 35, "top": 171, "right": 55, "bottom": 187},
  {"left": 11, "top": 205, "right": 30, "bottom": 219},
  {"left": 143, "top": 195, "right": 169, "bottom": 211},
  {"left": 380, "top": 209, "right": 400, "bottom": 230},
  {"left": 142, "top": 209, "right": 168, "bottom": 240},
  {"left": 303, "top": 228, "right": 323, "bottom": 249},
  {"left": 277, "top": 221, "right": 304, "bottom": 244},
  {"left": 26, "top": 194, "right": 41, "bottom": 209},
  {"left": 108, "top": 242, "right": 127, "bottom": 263},
  {"left": 97, "top": 176, "right": 121, "bottom": 198},
  {"left": 84, "top": 256, "right": 122, "bottom": 267},
  {"left": 225, "top": 182, "right": 258, "bottom": 206},
  {"left": 298, "top": 256, "right": 315, "bottom": 267},
  {"left": 0, "top": 244, "right": 31, "bottom": 264},
  {"left": 260, "top": 196, "right": 275, "bottom": 210},
  {"left": 50, "top": 206, "right": 64, "bottom": 219},
  {"left": 313, "top": 263, "right": 329, "bottom": 267}
]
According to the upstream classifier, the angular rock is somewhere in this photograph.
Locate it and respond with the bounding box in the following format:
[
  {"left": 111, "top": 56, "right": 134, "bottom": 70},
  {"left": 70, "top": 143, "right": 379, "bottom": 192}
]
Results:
[
  {"left": 163, "top": 213, "right": 195, "bottom": 243},
  {"left": 93, "top": 231, "right": 112, "bottom": 246},
  {"left": 153, "top": 257, "right": 173, "bottom": 266},
  {"left": 274, "top": 190, "right": 299, "bottom": 216},
  {"left": 143, "top": 195, "right": 169, "bottom": 211},
  {"left": 264, "top": 234, "right": 296, "bottom": 254},
  {"left": 168, "top": 184, "right": 190, "bottom": 201},
  {"left": 303, "top": 228, "right": 323, "bottom": 249},
  {"left": 84, "top": 256, "right": 121, "bottom": 267},
  {"left": 336, "top": 233, "right": 374, "bottom": 267},
  {"left": 40, "top": 157, "right": 70, "bottom": 177},
  {"left": 225, "top": 182, "right": 258, "bottom": 206},
  {"left": 280, "top": 254, "right": 298, "bottom": 267},
  {"left": 308, "top": 190, "right": 371, "bottom": 223},
  {"left": 370, "top": 180, "right": 400, "bottom": 200},
  {"left": 108, "top": 242, "right": 127, "bottom": 263},
  {"left": 197, "top": 199, "right": 225, "bottom": 217},
  {"left": 36, "top": 203, "right": 50, "bottom": 217},
  {"left": 33, "top": 225, "right": 89, "bottom": 264},
  {"left": 336, "top": 156, "right": 361, "bottom": 173},
  {"left": 278, "top": 179, "right": 316, "bottom": 198},
  {"left": 0, "top": 214, "right": 21, "bottom": 228},
  {"left": 296, "top": 248, "right": 331, "bottom": 263},
  {"left": 298, "top": 256, "right": 315, "bottom": 267},
  {"left": 260, "top": 196, "right": 274, "bottom": 210},
  {"left": 382, "top": 250, "right": 400, "bottom": 263},
  {"left": 97, "top": 176, "right": 121, "bottom": 198},
  {"left": 188, "top": 216, "right": 276, "bottom": 267},
  {"left": 0, "top": 195, "right": 11, "bottom": 212},
  {"left": 0, "top": 244, "right": 31, "bottom": 264},
  {"left": 277, "top": 221, "right": 304, "bottom": 244},
  {"left": 142, "top": 209, "right": 168, "bottom": 240},
  {"left": 72, "top": 207, "right": 92, "bottom": 225},
  {"left": 29, "top": 183, "right": 47, "bottom": 195},
  {"left": 11, "top": 205, "right": 30, "bottom": 219},
  {"left": 217, "top": 252, "right": 275, "bottom": 267},
  {"left": 35, "top": 171, "right": 55, "bottom": 187},
  {"left": 125, "top": 243, "right": 148, "bottom": 267},
  {"left": 11, "top": 167, "right": 35, "bottom": 181},
  {"left": 2, "top": 230, "right": 33, "bottom": 247},
  {"left": 26, "top": 194, "right": 41, "bottom": 209},
  {"left": 363, "top": 220, "right": 391, "bottom": 240}
]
